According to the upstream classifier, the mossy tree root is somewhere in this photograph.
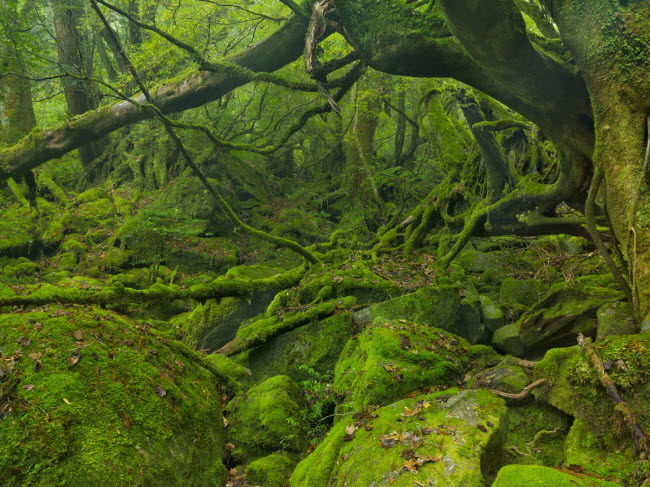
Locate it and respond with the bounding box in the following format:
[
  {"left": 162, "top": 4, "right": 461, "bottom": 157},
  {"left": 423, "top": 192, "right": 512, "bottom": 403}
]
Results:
[
  {"left": 577, "top": 334, "right": 648, "bottom": 457},
  {"left": 0, "top": 268, "right": 305, "bottom": 307},
  {"left": 584, "top": 170, "right": 633, "bottom": 304}
]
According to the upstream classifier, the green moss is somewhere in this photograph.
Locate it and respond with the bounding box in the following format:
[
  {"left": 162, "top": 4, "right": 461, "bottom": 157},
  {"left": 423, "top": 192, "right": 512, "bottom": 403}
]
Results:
[
  {"left": 334, "top": 320, "right": 469, "bottom": 414},
  {"left": 491, "top": 465, "right": 619, "bottom": 486},
  {"left": 3, "top": 258, "right": 39, "bottom": 278},
  {"left": 246, "top": 453, "right": 294, "bottom": 487},
  {"left": 499, "top": 278, "right": 545, "bottom": 307},
  {"left": 0, "top": 306, "right": 227, "bottom": 486},
  {"left": 226, "top": 375, "right": 308, "bottom": 463},
  {"left": 291, "top": 389, "right": 507, "bottom": 487},
  {"left": 0, "top": 216, "right": 34, "bottom": 258}
]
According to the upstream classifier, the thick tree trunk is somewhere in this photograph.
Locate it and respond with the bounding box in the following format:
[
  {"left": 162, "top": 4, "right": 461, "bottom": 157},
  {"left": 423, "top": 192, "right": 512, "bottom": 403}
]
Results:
[
  {"left": 52, "top": 0, "right": 99, "bottom": 167},
  {"left": 549, "top": 0, "right": 650, "bottom": 321},
  {"left": 0, "top": 48, "right": 36, "bottom": 145}
]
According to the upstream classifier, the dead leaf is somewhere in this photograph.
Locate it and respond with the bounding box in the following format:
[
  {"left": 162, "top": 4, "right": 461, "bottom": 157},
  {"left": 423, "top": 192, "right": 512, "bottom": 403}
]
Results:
[
  {"left": 174, "top": 358, "right": 185, "bottom": 369},
  {"left": 225, "top": 442, "right": 235, "bottom": 451},
  {"left": 22, "top": 384, "right": 35, "bottom": 391},
  {"left": 344, "top": 424, "right": 358, "bottom": 441},
  {"left": 72, "top": 330, "right": 84, "bottom": 341},
  {"left": 33, "top": 323, "right": 43, "bottom": 332},
  {"left": 63, "top": 398, "right": 71, "bottom": 405},
  {"left": 223, "top": 417, "right": 230, "bottom": 428},
  {"left": 402, "top": 406, "right": 421, "bottom": 417},
  {"left": 28, "top": 352, "right": 43, "bottom": 361},
  {"left": 154, "top": 384, "right": 167, "bottom": 397},
  {"left": 382, "top": 363, "right": 398, "bottom": 372},
  {"left": 477, "top": 424, "right": 488, "bottom": 433},
  {"left": 16, "top": 336, "right": 31, "bottom": 346},
  {"left": 67, "top": 349, "right": 81, "bottom": 366}
]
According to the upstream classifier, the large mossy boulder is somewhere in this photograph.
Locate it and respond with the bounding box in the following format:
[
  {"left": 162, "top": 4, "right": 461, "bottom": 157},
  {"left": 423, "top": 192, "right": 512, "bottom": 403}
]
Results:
[
  {"left": 225, "top": 375, "right": 308, "bottom": 463},
  {"left": 334, "top": 320, "right": 469, "bottom": 414},
  {"left": 236, "top": 312, "right": 354, "bottom": 383},
  {"left": 596, "top": 301, "right": 637, "bottom": 342},
  {"left": 354, "top": 285, "right": 488, "bottom": 344},
  {"left": 533, "top": 334, "right": 650, "bottom": 440},
  {"left": 290, "top": 389, "right": 507, "bottom": 487},
  {"left": 455, "top": 249, "right": 513, "bottom": 273},
  {"left": 0, "top": 306, "right": 227, "bottom": 487},
  {"left": 493, "top": 276, "right": 624, "bottom": 357},
  {"left": 491, "top": 465, "right": 619, "bottom": 486},
  {"left": 499, "top": 278, "right": 545, "bottom": 308}
]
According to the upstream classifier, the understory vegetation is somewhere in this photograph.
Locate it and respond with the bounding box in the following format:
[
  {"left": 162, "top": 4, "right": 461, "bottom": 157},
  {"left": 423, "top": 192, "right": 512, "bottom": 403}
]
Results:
[{"left": 1, "top": 0, "right": 650, "bottom": 485}]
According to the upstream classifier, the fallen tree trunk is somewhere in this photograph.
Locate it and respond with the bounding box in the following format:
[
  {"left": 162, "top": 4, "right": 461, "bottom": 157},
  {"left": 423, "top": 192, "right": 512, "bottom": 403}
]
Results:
[
  {"left": 0, "top": 268, "right": 304, "bottom": 307},
  {"left": 0, "top": 14, "right": 310, "bottom": 179}
]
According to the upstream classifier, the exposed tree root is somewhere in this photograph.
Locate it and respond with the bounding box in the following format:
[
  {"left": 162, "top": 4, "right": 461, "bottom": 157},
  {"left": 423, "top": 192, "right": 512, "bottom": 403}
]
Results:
[
  {"left": 491, "top": 379, "right": 546, "bottom": 402},
  {"left": 578, "top": 333, "right": 648, "bottom": 457}
]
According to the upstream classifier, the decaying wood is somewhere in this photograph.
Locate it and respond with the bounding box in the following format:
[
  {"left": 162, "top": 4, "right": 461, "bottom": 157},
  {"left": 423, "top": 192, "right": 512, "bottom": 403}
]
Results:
[
  {"left": 577, "top": 333, "right": 648, "bottom": 457},
  {"left": 491, "top": 379, "right": 546, "bottom": 401}
]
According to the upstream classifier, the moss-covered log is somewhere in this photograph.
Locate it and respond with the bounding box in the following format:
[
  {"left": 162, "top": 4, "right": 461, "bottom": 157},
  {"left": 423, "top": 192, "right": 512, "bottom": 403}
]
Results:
[{"left": 0, "top": 268, "right": 305, "bottom": 307}]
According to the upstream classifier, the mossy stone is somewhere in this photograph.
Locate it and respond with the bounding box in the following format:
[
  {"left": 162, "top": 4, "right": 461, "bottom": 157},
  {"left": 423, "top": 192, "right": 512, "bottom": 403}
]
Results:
[
  {"left": 596, "top": 301, "right": 637, "bottom": 342},
  {"left": 564, "top": 419, "right": 648, "bottom": 483},
  {"left": 491, "top": 465, "right": 619, "bottom": 486},
  {"left": 246, "top": 453, "right": 294, "bottom": 487},
  {"left": 226, "top": 375, "right": 308, "bottom": 463},
  {"left": 334, "top": 320, "right": 469, "bottom": 414},
  {"left": 455, "top": 249, "right": 513, "bottom": 273},
  {"left": 471, "top": 364, "right": 530, "bottom": 394},
  {"left": 354, "top": 285, "right": 460, "bottom": 332},
  {"left": 492, "top": 324, "right": 525, "bottom": 357},
  {"left": 480, "top": 295, "right": 505, "bottom": 332},
  {"left": 239, "top": 313, "right": 353, "bottom": 384},
  {"left": 499, "top": 278, "right": 545, "bottom": 307},
  {"left": 0, "top": 219, "right": 34, "bottom": 258},
  {"left": 290, "top": 389, "right": 508, "bottom": 487},
  {"left": 501, "top": 403, "right": 570, "bottom": 468},
  {"left": 0, "top": 306, "right": 227, "bottom": 486},
  {"left": 533, "top": 334, "right": 650, "bottom": 440}
]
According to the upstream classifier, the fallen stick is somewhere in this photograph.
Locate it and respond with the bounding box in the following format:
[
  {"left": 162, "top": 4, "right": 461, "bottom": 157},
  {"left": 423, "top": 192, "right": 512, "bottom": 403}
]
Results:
[{"left": 578, "top": 333, "right": 648, "bottom": 456}]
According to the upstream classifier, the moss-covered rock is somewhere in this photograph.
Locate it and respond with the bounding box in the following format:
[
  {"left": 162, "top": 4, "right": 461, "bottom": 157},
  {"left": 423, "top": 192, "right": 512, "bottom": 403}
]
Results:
[
  {"left": 564, "top": 419, "right": 650, "bottom": 484},
  {"left": 491, "top": 465, "right": 619, "bottom": 486},
  {"left": 492, "top": 324, "right": 525, "bottom": 357},
  {"left": 334, "top": 320, "right": 469, "bottom": 414},
  {"left": 226, "top": 375, "right": 308, "bottom": 463},
  {"left": 501, "top": 403, "right": 569, "bottom": 468},
  {"left": 455, "top": 249, "right": 513, "bottom": 273},
  {"left": 499, "top": 278, "right": 545, "bottom": 307},
  {"left": 0, "top": 306, "right": 227, "bottom": 486},
  {"left": 533, "top": 334, "right": 650, "bottom": 441},
  {"left": 0, "top": 217, "right": 34, "bottom": 258},
  {"left": 3, "top": 258, "right": 39, "bottom": 278},
  {"left": 237, "top": 313, "right": 354, "bottom": 383},
  {"left": 246, "top": 453, "right": 294, "bottom": 487},
  {"left": 596, "top": 301, "right": 637, "bottom": 342},
  {"left": 470, "top": 363, "right": 530, "bottom": 394},
  {"left": 290, "top": 389, "right": 507, "bottom": 487},
  {"left": 481, "top": 295, "right": 505, "bottom": 332},
  {"left": 355, "top": 285, "right": 458, "bottom": 329}
]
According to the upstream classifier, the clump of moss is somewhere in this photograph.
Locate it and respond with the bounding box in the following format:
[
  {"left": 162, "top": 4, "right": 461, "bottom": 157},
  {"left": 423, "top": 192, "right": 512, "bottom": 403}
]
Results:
[
  {"left": 334, "top": 320, "right": 469, "bottom": 414},
  {"left": 226, "top": 375, "right": 308, "bottom": 463},
  {"left": 0, "top": 306, "right": 227, "bottom": 486}
]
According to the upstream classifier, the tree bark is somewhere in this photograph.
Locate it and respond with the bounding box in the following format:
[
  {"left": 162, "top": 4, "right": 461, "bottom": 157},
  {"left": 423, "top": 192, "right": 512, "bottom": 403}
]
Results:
[
  {"left": 52, "top": 0, "right": 99, "bottom": 166},
  {"left": 0, "top": 47, "right": 36, "bottom": 145},
  {"left": 548, "top": 0, "right": 650, "bottom": 321}
]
